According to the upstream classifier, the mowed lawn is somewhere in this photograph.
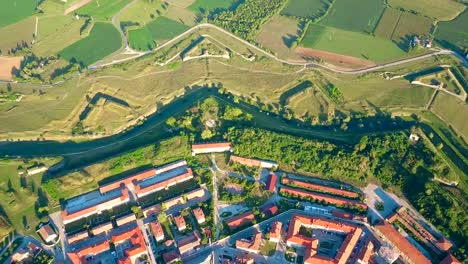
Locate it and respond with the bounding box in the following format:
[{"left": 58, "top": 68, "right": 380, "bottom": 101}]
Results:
[
  {"left": 319, "top": 0, "right": 385, "bottom": 33},
  {"left": 256, "top": 15, "right": 300, "bottom": 58},
  {"left": 77, "top": 0, "right": 130, "bottom": 21},
  {"left": 302, "top": 25, "right": 406, "bottom": 62},
  {"left": 280, "top": 0, "right": 332, "bottom": 20},
  {"left": 188, "top": 0, "right": 237, "bottom": 13},
  {"left": 388, "top": 0, "right": 465, "bottom": 21},
  {"left": 128, "top": 17, "right": 189, "bottom": 50},
  {"left": 59, "top": 22, "right": 122, "bottom": 66},
  {"left": 0, "top": 0, "right": 39, "bottom": 27},
  {"left": 435, "top": 10, "right": 468, "bottom": 54}
]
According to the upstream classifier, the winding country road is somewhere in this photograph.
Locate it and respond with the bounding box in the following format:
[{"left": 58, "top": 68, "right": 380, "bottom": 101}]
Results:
[{"left": 92, "top": 23, "right": 467, "bottom": 74}]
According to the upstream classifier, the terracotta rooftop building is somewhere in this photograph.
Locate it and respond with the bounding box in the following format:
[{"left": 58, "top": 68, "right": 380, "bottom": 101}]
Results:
[
  {"left": 67, "top": 240, "right": 110, "bottom": 264},
  {"left": 192, "top": 142, "right": 232, "bottom": 155},
  {"left": 112, "top": 226, "right": 148, "bottom": 264},
  {"left": 178, "top": 230, "right": 201, "bottom": 255},
  {"left": 282, "top": 177, "right": 359, "bottom": 198},
  {"left": 193, "top": 208, "right": 206, "bottom": 224},
  {"left": 260, "top": 203, "right": 278, "bottom": 217},
  {"left": 265, "top": 172, "right": 277, "bottom": 193},
  {"left": 116, "top": 214, "right": 137, "bottom": 227},
  {"left": 357, "top": 240, "right": 374, "bottom": 264},
  {"left": 150, "top": 221, "right": 165, "bottom": 242},
  {"left": 280, "top": 186, "right": 368, "bottom": 210},
  {"left": 174, "top": 215, "right": 187, "bottom": 232},
  {"left": 286, "top": 214, "right": 366, "bottom": 264},
  {"left": 230, "top": 155, "right": 278, "bottom": 168},
  {"left": 226, "top": 211, "right": 255, "bottom": 231},
  {"left": 37, "top": 223, "right": 57, "bottom": 243},
  {"left": 375, "top": 220, "right": 431, "bottom": 264},
  {"left": 134, "top": 167, "right": 193, "bottom": 198},
  {"left": 269, "top": 221, "right": 282, "bottom": 243},
  {"left": 163, "top": 250, "right": 181, "bottom": 264},
  {"left": 439, "top": 253, "right": 461, "bottom": 264},
  {"left": 92, "top": 222, "right": 113, "bottom": 236},
  {"left": 236, "top": 232, "right": 262, "bottom": 254},
  {"left": 67, "top": 230, "right": 89, "bottom": 245}
]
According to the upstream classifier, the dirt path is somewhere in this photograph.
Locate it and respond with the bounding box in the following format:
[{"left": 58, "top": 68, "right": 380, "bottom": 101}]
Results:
[{"left": 64, "top": 0, "right": 93, "bottom": 15}]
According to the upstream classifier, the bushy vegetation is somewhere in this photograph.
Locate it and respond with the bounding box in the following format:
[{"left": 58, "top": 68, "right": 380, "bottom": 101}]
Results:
[
  {"left": 218, "top": 177, "right": 269, "bottom": 208},
  {"left": 211, "top": 0, "right": 287, "bottom": 40},
  {"left": 280, "top": 0, "right": 332, "bottom": 21}
]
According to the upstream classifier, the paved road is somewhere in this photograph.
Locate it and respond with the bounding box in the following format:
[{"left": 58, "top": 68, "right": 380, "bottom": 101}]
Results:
[{"left": 91, "top": 23, "right": 467, "bottom": 74}]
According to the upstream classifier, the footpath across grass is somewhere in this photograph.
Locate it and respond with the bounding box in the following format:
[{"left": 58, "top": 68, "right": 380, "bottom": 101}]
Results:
[{"left": 59, "top": 22, "right": 122, "bottom": 66}]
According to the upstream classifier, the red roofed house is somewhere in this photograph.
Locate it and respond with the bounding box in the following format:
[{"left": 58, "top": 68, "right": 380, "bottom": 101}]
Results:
[
  {"left": 112, "top": 226, "right": 148, "bottom": 264},
  {"left": 67, "top": 230, "right": 89, "bottom": 245},
  {"left": 134, "top": 168, "right": 194, "bottom": 198},
  {"left": 269, "top": 221, "right": 282, "bottom": 243},
  {"left": 192, "top": 142, "right": 232, "bottom": 155},
  {"left": 193, "top": 208, "right": 206, "bottom": 224},
  {"left": 174, "top": 215, "right": 187, "bottom": 232},
  {"left": 163, "top": 250, "right": 181, "bottom": 264},
  {"left": 236, "top": 232, "right": 262, "bottom": 254},
  {"left": 37, "top": 223, "right": 57, "bottom": 244},
  {"left": 357, "top": 240, "right": 374, "bottom": 264},
  {"left": 375, "top": 220, "right": 431, "bottom": 264},
  {"left": 226, "top": 211, "right": 255, "bottom": 231},
  {"left": 92, "top": 222, "right": 113, "bottom": 236},
  {"left": 439, "top": 253, "right": 461, "bottom": 264},
  {"left": 282, "top": 177, "right": 359, "bottom": 198},
  {"left": 150, "top": 221, "right": 165, "bottom": 242},
  {"left": 286, "top": 214, "right": 365, "bottom": 264},
  {"left": 260, "top": 203, "right": 279, "bottom": 217},
  {"left": 67, "top": 240, "right": 110, "bottom": 264},
  {"left": 178, "top": 231, "right": 201, "bottom": 255},
  {"left": 116, "top": 214, "right": 137, "bottom": 227},
  {"left": 265, "top": 172, "right": 277, "bottom": 193}
]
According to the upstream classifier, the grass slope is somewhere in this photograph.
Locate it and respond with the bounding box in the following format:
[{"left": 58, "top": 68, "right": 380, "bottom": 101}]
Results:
[
  {"left": 319, "top": 0, "right": 385, "bottom": 33},
  {"left": 302, "top": 25, "right": 406, "bottom": 62},
  {"left": 59, "top": 22, "right": 122, "bottom": 66},
  {"left": 0, "top": 16, "right": 35, "bottom": 53},
  {"left": 0, "top": 0, "right": 39, "bottom": 27},
  {"left": 431, "top": 92, "right": 468, "bottom": 141},
  {"left": 435, "top": 10, "right": 468, "bottom": 54},
  {"left": 388, "top": 0, "right": 466, "bottom": 21},
  {"left": 280, "top": 0, "right": 331, "bottom": 20},
  {"left": 77, "top": 0, "right": 130, "bottom": 21}
]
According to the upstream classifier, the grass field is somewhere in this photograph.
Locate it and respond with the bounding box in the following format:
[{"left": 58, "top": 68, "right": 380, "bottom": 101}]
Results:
[
  {"left": 128, "top": 17, "right": 189, "bottom": 50},
  {"left": 287, "top": 87, "right": 330, "bottom": 120},
  {"left": 188, "top": 0, "right": 237, "bottom": 14},
  {"left": 32, "top": 15, "right": 85, "bottom": 57},
  {"left": 374, "top": 8, "right": 401, "bottom": 39},
  {"left": 118, "top": 0, "right": 163, "bottom": 26},
  {"left": 388, "top": 0, "right": 466, "bottom": 21},
  {"left": 431, "top": 92, "right": 468, "bottom": 141},
  {"left": 0, "top": 0, "right": 39, "bottom": 27},
  {"left": 163, "top": 4, "right": 197, "bottom": 26},
  {"left": 390, "top": 12, "right": 434, "bottom": 48},
  {"left": 59, "top": 22, "right": 122, "bottom": 65},
  {"left": 319, "top": 0, "right": 385, "bottom": 33},
  {"left": 0, "top": 16, "right": 35, "bottom": 53},
  {"left": 435, "top": 10, "right": 468, "bottom": 54},
  {"left": 301, "top": 25, "right": 406, "bottom": 62},
  {"left": 256, "top": 15, "right": 300, "bottom": 59},
  {"left": 76, "top": 0, "right": 130, "bottom": 21},
  {"left": 280, "top": 0, "right": 332, "bottom": 20}
]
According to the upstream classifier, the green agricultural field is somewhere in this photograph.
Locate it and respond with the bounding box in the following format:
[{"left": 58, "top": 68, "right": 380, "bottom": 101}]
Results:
[
  {"left": 256, "top": 15, "right": 300, "bottom": 59},
  {"left": 374, "top": 8, "right": 401, "bottom": 39},
  {"left": 0, "top": 16, "right": 35, "bottom": 53},
  {"left": 280, "top": 0, "right": 332, "bottom": 20},
  {"left": 188, "top": 0, "right": 237, "bottom": 14},
  {"left": 319, "top": 0, "right": 385, "bottom": 33},
  {"left": 301, "top": 25, "right": 406, "bottom": 62},
  {"left": 391, "top": 12, "right": 434, "bottom": 47},
  {"left": 164, "top": 4, "right": 197, "bottom": 26},
  {"left": 388, "top": 0, "right": 465, "bottom": 21},
  {"left": 431, "top": 92, "right": 468, "bottom": 141},
  {"left": 435, "top": 10, "right": 468, "bottom": 55},
  {"left": 128, "top": 17, "right": 189, "bottom": 50},
  {"left": 118, "top": 0, "right": 163, "bottom": 26},
  {"left": 0, "top": 0, "right": 39, "bottom": 27},
  {"left": 77, "top": 0, "right": 130, "bottom": 21},
  {"left": 59, "top": 22, "right": 122, "bottom": 65}
]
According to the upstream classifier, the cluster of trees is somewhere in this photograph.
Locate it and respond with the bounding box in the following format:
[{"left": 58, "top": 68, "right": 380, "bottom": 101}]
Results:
[
  {"left": 211, "top": 0, "right": 287, "bottom": 40},
  {"left": 218, "top": 177, "right": 269, "bottom": 208}
]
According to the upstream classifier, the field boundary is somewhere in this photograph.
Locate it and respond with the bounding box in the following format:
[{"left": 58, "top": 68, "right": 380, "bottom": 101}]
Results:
[{"left": 64, "top": 0, "right": 93, "bottom": 15}]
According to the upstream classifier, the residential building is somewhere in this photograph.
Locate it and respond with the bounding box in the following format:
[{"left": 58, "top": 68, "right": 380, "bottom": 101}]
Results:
[
  {"left": 150, "top": 221, "right": 165, "bottom": 242},
  {"left": 11, "top": 249, "right": 30, "bottom": 263},
  {"left": 230, "top": 155, "right": 278, "bottom": 168},
  {"left": 374, "top": 219, "right": 431, "bottom": 264},
  {"left": 193, "top": 208, "right": 206, "bottom": 224},
  {"left": 112, "top": 226, "right": 148, "bottom": 264},
  {"left": 439, "top": 254, "right": 461, "bottom": 264},
  {"left": 286, "top": 214, "right": 366, "bottom": 264},
  {"left": 178, "top": 230, "right": 201, "bottom": 255},
  {"left": 225, "top": 211, "right": 255, "bottom": 231},
  {"left": 164, "top": 196, "right": 186, "bottom": 210},
  {"left": 235, "top": 232, "right": 262, "bottom": 254},
  {"left": 282, "top": 177, "right": 359, "bottom": 198},
  {"left": 92, "top": 222, "right": 113, "bottom": 236},
  {"left": 116, "top": 214, "right": 137, "bottom": 227},
  {"left": 192, "top": 142, "right": 232, "bottom": 155},
  {"left": 67, "top": 240, "right": 111, "bottom": 264},
  {"left": 265, "top": 172, "right": 277, "bottom": 193},
  {"left": 186, "top": 188, "right": 206, "bottom": 200},
  {"left": 163, "top": 250, "right": 181, "bottom": 264},
  {"left": 37, "top": 223, "right": 57, "bottom": 243},
  {"left": 260, "top": 203, "right": 278, "bottom": 217},
  {"left": 174, "top": 215, "right": 187, "bottom": 232},
  {"left": 269, "top": 221, "right": 282, "bottom": 243},
  {"left": 135, "top": 167, "right": 193, "bottom": 198},
  {"left": 357, "top": 241, "right": 374, "bottom": 264},
  {"left": 67, "top": 230, "right": 89, "bottom": 245}
]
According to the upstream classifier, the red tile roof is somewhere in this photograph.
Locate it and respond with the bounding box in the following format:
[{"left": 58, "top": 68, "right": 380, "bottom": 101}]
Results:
[
  {"left": 230, "top": 155, "right": 262, "bottom": 167},
  {"left": 67, "top": 231, "right": 89, "bottom": 244},
  {"left": 186, "top": 188, "right": 206, "bottom": 200},
  {"left": 439, "top": 253, "right": 461, "bottom": 264},
  {"left": 150, "top": 221, "right": 164, "bottom": 241},
  {"left": 375, "top": 220, "right": 431, "bottom": 264},
  {"left": 266, "top": 173, "right": 277, "bottom": 193},
  {"left": 174, "top": 215, "right": 186, "bottom": 231},
  {"left": 116, "top": 214, "right": 136, "bottom": 227},
  {"left": 67, "top": 240, "right": 110, "bottom": 264},
  {"left": 236, "top": 232, "right": 262, "bottom": 253},
  {"left": 112, "top": 226, "right": 148, "bottom": 264},
  {"left": 92, "top": 222, "right": 113, "bottom": 236},
  {"left": 280, "top": 186, "right": 367, "bottom": 210},
  {"left": 357, "top": 240, "right": 374, "bottom": 263},
  {"left": 37, "top": 224, "right": 56, "bottom": 242},
  {"left": 178, "top": 230, "right": 201, "bottom": 254},
  {"left": 193, "top": 208, "right": 206, "bottom": 224},
  {"left": 260, "top": 203, "right": 278, "bottom": 217},
  {"left": 99, "top": 169, "right": 156, "bottom": 194},
  {"left": 226, "top": 211, "right": 255, "bottom": 230},
  {"left": 282, "top": 177, "right": 359, "bottom": 198},
  {"left": 135, "top": 168, "right": 193, "bottom": 197},
  {"left": 269, "top": 221, "right": 282, "bottom": 242}
]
